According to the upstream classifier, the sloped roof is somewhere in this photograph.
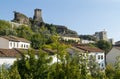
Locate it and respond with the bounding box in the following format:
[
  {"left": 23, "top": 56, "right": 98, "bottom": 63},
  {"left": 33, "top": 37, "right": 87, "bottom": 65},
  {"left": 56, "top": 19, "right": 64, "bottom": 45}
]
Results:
[
  {"left": 1, "top": 36, "right": 30, "bottom": 43},
  {"left": 74, "top": 44, "right": 104, "bottom": 53},
  {"left": 0, "top": 49, "right": 24, "bottom": 57},
  {"left": 42, "top": 48, "right": 56, "bottom": 55},
  {"left": 0, "top": 48, "right": 57, "bottom": 57},
  {"left": 113, "top": 46, "right": 120, "bottom": 50}
]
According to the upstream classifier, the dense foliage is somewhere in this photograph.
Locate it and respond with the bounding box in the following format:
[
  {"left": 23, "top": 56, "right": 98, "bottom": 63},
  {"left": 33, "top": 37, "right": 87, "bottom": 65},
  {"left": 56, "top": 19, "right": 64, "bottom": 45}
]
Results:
[
  {"left": 96, "top": 40, "right": 112, "bottom": 53},
  {"left": 79, "top": 35, "right": 97, "bottom": 41},
  {"left": 0, "top": 20, "right": 119, "bottom": 79},
  {"left": 0, "top": 20, "right": 57, "bottom": 49},
  {"left": 1, "top": 48, "right": 120, "bottom": 79}
]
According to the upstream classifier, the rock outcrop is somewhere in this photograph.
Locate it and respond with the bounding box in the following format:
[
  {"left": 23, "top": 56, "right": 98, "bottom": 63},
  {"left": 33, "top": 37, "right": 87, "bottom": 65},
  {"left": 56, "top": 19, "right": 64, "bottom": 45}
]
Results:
[
  {"left": 12, "top": 11, "right": 30, "bottom": 25},
  {"left": 56, "top": 25, "right": 78, "bottom": 37}
]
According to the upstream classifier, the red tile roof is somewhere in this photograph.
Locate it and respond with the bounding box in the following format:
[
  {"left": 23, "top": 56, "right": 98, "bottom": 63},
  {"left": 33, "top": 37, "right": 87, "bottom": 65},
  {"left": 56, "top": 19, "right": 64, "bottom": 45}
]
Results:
[{"left": 74, "top": 44, "right": 104, "bottom": 53}]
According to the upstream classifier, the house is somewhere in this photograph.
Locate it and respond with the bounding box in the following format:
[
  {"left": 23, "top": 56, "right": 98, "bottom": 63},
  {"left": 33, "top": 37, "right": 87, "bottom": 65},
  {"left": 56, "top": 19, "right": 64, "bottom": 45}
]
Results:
[
  {"left": 61, "top": 36, "right": 80, "bottom": 42},
  {"left": 0, "top": 36, "right": 31, "bottom": 66},
  {"left": 115, "top": 41, "right": 120, "bottom": 45},
  {"left": 72, "top": 44, "right": 105, "bottom": 70},
  {"left": 106, "top": 46, "right": 120, "bottom": 66},
  {"left": 81, "top": 39, "right": 95, "bottom": 44},
  {"left": 0, "top": 36, "right": 30, "bottom": 49},
  {"left": 0, "top": 49, "right": 24, "bottom": 66},
  {"left": 0, "top": 48, "right": 60, "bottom": 66}
]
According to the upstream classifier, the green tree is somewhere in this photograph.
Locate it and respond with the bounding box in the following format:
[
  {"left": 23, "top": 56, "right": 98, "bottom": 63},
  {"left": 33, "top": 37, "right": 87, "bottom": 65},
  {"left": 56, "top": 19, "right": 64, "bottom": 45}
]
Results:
[
  {"left": 38, "top": 26, "right": 51, "bottom": 44},
  {"left": 88, "top": 55, "right": 105, "bottom": 79},
  {"left": 47, "top": 51, "right": 82, "bottom": 79},
  {"left": 0, "top": 64, "right": 10, "bottom": 79},
  {"left": 9, "top": 64, "right": 21, "bottom": 79},
  {"left": 113, "top": 56, "right": 120, "bottom": 79},
  {"left": 79, "top": 35, "right": 97, "bottom": 41},
  {"left": 96, "top": 40, "right": 112, "bottom": 53},
  {"left": 44, "top": 24, "right": 57, "bottom": 34},
  {"left": 0, "top": 20, "right": 17, "bottom": 36},
  {"left": 31, "top": 26, "right": 52, "bottom": 49},
  {"left": 16, "top": 25, "right": 33, "bottom": 40},
  {"left": 31, "top": 33, "right": 43, "bottom": 49},
  {"left": 105, "top": 64, "right": 115, "bottom": 79},
  {"left": 31, "top": 25, "right": 40, "bottom": 33},
  {"left": 13, "top": 49, "right": 52, "bottom": 79},
  {"left": 96, "top": 40, "right": 112, "bottom": 64},
  {"left": 78, "top": 53, "right": 88, "bottom": 79}
]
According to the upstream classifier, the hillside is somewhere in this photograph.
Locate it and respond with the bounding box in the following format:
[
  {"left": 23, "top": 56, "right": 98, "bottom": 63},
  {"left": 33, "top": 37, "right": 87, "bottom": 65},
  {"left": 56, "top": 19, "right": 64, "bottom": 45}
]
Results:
[{"left": 12, "top": 9, "right": 78, "bottom": 37}]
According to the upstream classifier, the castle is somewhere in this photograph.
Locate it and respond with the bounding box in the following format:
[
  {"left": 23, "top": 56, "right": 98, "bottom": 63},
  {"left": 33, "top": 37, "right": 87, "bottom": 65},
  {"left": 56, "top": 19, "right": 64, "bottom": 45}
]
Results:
[
  {"left": 12, "top": 8, "right": 78, "bottom": 37},
  {"left": 12, "top": 8, "right": 43, "bottom": 26}
]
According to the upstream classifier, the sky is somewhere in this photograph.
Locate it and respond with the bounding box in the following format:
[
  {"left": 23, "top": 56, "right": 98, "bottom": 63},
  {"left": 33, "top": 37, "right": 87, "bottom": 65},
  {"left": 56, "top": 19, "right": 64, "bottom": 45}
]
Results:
[{"left": 0, "top": 0, "right": 120, "bottom": 41}]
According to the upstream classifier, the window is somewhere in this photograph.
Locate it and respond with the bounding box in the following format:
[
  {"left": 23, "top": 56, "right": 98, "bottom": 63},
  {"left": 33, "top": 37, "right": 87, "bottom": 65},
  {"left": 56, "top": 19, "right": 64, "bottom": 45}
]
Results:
[
  {"left": 10, "top": 42, "right": 12, "bottom": 47},
  {"left": 98, "top": 55, "right": 100, "bottom": 59},
  {"left": 14, "top": 42, "right": 15, "bottom": 47},
  {"left": 102, "top": 63, "right": 104, "bottom": 67},
  {"left": 21, "top": 44, "right": 23, "bottom": 48},
  {"left": 24, "top": 45, "right": 25, "bottom": 48},
  {"left": 101, "top": 55, "right": 103, "bottom": 59},
  {"left": 26, "top": 45, "right": 28, "bottom": 48},
  {"left": 17, "top": 43, "right": 19, "bottom": 48}
]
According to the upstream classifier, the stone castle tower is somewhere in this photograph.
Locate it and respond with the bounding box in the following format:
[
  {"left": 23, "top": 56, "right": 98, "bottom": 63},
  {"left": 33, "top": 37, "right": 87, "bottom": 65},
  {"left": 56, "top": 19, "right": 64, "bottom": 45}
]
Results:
[
  {"left": 33, "top": 8, "right": 43, "bottom": 23},
  {"left": 94, "top": 30, "right": 108, "bottom": 41}
]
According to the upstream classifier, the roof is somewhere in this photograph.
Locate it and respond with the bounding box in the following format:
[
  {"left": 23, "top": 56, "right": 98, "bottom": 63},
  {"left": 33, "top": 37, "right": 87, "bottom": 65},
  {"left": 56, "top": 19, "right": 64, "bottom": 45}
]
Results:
[
  {"left": 1, "top": 36, "right": 30, "bottom": 43},
  {"left": 112, "top": 46, "right": 120, "bottom": 50},
  {"left": 0, "top": 48, "right": 57, "bottom": 57},
  {"left": 74, "top": 44, "right": 104, "bottom": 53},
  {"left": 0, "top": 49, "right": 24, "bottom": 57},
  {"left": 42, "top": 48, "right": 57, "bottom": 55}
]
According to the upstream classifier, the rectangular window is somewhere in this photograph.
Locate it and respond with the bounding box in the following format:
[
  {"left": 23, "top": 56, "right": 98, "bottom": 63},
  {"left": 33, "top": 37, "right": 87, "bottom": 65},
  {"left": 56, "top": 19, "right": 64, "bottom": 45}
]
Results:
[
  {"left": 17, "top": 43, "right": 19, "bottom": 48},
  {"left": 98, "top": 55, "right": 100, "bottom": 59},
  {"left": 21, "top": 44, "right": 23, "bottom": 48},
  {"left": 101, "top": 55, "right": 103, "bottom": 59},
  {"left": 102, "top": 63, "right": 104, "bottom": 67},
  {"left": 10, "top": 42, "right": 12, "bottom": 47},
  {"left": 26, "top": 45, "right": 28, "bottom": 48},
  {"left": 14, "top": 42, "right": 15, "bottom": 47}
]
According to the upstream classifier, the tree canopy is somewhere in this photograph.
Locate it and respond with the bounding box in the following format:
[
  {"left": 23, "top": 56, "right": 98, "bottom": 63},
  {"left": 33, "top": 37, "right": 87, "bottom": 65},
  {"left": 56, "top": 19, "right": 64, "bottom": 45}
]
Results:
[{"left": 96, "top": 40, "right": 112, "bottom": 53}]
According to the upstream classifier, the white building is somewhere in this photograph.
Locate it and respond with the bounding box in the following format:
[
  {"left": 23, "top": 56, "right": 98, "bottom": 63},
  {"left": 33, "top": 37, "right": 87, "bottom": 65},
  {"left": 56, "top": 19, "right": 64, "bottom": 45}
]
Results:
[
  {"left": 73, "top": 44, "right": 105, "bottom": 70},
  {"left": 108, "top": 38, "right": 114, "bottom": 45},
  {"left": 0, "top": 36, "right": 30, "bottom": 49},
  {"left": 106, "top": 46, "right": 120, "bottom": 66},
  {"left": 61, "top": 36, "right": 80, "bottom": 42},
  {"left": 0, "top": 49, "right": 23, "bottom": 66},
  {"left": 81, "top": 39, "right": 95, "bottom": 44},
  {"left": 0, "top": 48, "right": 59, "bottom": 66}
]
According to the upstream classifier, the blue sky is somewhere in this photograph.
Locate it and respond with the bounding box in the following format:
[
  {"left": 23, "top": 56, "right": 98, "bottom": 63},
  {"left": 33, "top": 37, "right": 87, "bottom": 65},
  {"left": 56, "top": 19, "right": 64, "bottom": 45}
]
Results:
[{"left": 1, "top": 0, "right": 120, "bottom": 41}]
